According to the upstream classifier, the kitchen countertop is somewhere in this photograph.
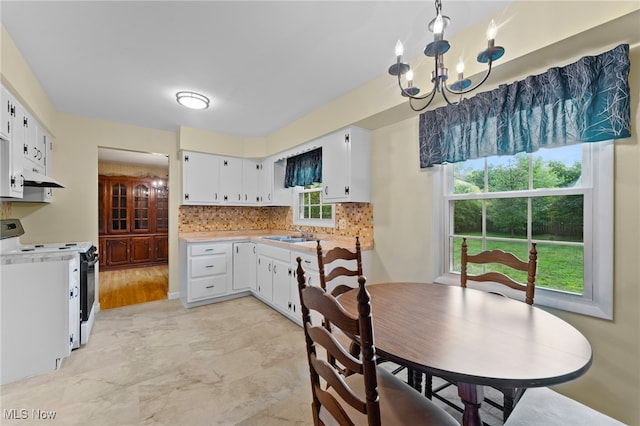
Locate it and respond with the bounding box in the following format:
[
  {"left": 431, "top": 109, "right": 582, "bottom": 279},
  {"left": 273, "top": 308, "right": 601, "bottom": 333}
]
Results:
[
  {"left": 1, "top": 251, "right": 77, "bottom": 265},
  {"left": 179, "top": 230, "right": 373, "bottom": 253}
]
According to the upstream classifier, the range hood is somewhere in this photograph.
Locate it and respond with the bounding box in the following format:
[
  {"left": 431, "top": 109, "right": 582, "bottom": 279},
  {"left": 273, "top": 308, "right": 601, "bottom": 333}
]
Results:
[{"left": 22, "top": 169, "right": 65, "bottom": 188}]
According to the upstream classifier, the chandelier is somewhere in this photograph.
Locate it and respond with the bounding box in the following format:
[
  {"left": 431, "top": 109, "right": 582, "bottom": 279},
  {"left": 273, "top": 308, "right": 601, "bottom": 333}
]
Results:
[{"left": 388, "top": 0, "right": 505, "bottom": 111}]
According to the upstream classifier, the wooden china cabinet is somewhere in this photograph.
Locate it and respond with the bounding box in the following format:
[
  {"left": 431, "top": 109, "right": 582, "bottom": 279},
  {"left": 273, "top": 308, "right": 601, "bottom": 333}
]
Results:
[{"left": 98, "top": 175, "right": 169, "bottom": 270}]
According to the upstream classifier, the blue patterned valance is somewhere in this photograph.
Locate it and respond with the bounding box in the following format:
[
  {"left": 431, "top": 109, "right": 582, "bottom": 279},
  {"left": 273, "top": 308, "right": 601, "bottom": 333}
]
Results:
[
  {"left": 284, "top": 147, "right": 322, "bottom": 188},
  {"left": 419, "top": 44, "right": 631, "bottom": 168}
]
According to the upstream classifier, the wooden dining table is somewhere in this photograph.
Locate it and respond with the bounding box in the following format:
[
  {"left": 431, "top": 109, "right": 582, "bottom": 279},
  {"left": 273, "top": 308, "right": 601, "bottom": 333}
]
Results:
[{"left": 338, "top": 282, "right": 593, "bottom": 426}]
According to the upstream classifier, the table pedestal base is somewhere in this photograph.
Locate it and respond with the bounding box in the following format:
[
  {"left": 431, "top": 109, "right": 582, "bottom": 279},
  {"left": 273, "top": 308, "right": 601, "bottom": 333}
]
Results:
[{"left": 458, "top": 383, "right": 484, "bottom": 426}]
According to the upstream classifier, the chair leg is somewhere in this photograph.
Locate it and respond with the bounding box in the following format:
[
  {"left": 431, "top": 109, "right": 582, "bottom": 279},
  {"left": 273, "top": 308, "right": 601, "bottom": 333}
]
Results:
[
  {"left": 502, "top": 388, "right": 516, "bottom": 422},
  {"left": 425, "top": 373, "right": 433, "bottom": 399},
  {"left": 410, "top": 369, "right": 422, "bottom": 392}
]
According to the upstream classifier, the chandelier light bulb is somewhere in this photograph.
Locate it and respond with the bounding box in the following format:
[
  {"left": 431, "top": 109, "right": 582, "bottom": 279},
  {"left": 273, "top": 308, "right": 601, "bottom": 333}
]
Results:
[
  {"left": 395, "top": 40, "right": 404, "bottom": 58},
  {"left": 456, "top": 59, "right": 465, "bottom": 74},
  {"left": 433, "top": 14, "right": 444, "bottom": 35},
  {"left": 406, "top": 69, "right": 414, "bottom": 84},
  {"left": 486, "top": 19, "right": 498, "bottom": 41}
]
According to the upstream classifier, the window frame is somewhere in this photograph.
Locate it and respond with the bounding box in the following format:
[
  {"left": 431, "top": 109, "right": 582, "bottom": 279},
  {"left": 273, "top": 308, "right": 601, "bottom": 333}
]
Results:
[
  {"left": 432, "top": 141, "right": 613, "bottom": 320},
  {"left": 293, "top": 185, "right": 336, "bottom": 228}
]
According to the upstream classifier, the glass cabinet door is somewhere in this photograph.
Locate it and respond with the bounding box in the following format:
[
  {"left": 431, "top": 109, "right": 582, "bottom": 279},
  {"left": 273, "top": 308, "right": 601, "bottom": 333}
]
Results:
[
  {"left": 98, "top": 179, "right": 105, "bottom": 234},
  {"left": 132, "top": 182, "right": 151, "bottom": 232},
  {"left": 155, "top": 183, "right": 169, "bottom": 233},
  {"left": 109, "top": 181, "right": 129, "bottom": 233}
]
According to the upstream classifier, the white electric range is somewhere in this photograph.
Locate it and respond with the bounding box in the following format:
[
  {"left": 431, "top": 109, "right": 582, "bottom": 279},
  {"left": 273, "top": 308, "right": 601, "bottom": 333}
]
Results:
[{"left": 0, "top": 219, "right": 98, "bottom": 349}]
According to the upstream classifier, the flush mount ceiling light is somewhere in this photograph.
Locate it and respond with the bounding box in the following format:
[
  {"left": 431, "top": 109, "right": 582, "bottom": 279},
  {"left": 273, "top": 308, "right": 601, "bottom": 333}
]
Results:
[
  {"left": 176, "top": 91, "right": 210, "bottom": 110},
  {"left": 388, "top": 0, "right": 505, "bottom": 111}
]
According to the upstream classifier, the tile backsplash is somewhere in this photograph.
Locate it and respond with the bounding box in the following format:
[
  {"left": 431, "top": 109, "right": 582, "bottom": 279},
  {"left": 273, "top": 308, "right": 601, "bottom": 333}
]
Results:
[
  {"left": 0, "top": 201, "right": 11, "bottom": 219},
  {"left": 179, "top": 203, "right": 373, "bottom": 241}
]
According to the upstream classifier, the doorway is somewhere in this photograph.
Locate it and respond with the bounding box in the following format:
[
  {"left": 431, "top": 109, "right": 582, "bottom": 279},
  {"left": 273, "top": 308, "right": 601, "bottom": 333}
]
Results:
[{"left": 97, "top": 147, "right": 169, "bottom": 310}]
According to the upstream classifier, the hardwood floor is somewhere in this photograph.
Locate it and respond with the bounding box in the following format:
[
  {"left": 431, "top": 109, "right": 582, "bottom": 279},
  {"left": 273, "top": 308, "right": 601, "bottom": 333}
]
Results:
[{"left": 99, "top": 264, "right": 168, "bottom": 310}]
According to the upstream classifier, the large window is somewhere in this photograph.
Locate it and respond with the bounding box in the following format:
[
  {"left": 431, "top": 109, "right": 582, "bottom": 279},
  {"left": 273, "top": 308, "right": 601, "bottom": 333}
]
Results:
[
  {"left": 436, "top": 141, "right": 613, "bottom": 319},
  {"left": 293, "top": 184, "right": 335, "bottom": 228}
]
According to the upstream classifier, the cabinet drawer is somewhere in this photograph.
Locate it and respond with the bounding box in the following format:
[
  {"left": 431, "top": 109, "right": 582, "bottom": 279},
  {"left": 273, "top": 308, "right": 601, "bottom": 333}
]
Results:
[
  {"left": 294, "top": 251, "right": 318, "bottom": 272},
  {"left": 190, "top": 275, "right": 227, "bottom": 300},
  {"left": 190, "top": 255, "right": 227, "bottom": 278},
  {"left": 190, "top": 243, "right": 229, "bottom": 256},
  {"left": 257, "top": 244, "right": 290, "bottom": 262}
]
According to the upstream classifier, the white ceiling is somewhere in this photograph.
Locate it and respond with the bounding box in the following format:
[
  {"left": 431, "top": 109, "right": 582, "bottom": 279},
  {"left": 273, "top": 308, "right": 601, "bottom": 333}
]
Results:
[{"left": 1, "top": 0, "right": 512, "bottom": 139}]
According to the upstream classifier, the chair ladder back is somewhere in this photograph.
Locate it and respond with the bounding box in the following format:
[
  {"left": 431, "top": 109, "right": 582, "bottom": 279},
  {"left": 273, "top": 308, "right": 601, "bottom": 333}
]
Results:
[
  {"left": 296, "top": 257, "right": 381, "bottom": 426},
  {"left": 317, "top": 237, "right": 363, "bottom": 294},
  {"left": 461, "top": 238, "right": 538, "bottom": 305}
]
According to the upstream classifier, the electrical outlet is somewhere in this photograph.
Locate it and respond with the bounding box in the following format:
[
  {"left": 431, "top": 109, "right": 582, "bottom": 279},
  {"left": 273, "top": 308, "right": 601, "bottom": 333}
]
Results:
[{"left": 338, "top": 218, "right": 346, "bottom": 230}]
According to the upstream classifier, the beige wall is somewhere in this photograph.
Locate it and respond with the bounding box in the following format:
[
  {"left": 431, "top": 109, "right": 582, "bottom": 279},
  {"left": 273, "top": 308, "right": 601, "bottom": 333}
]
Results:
[{"left": 1, "top": 1, "right": 638, "bottom": 423}]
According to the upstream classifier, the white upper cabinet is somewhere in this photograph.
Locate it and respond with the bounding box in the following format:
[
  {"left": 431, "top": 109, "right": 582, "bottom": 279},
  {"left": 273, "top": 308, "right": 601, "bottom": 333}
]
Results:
[
  {"left": 1, "top": 86, "right": 13, "bottom": 141},
  {"left": 181, "top": 151, "right": 220, "bottom": 205},
  {"left": 219, "top": 156, "right": 243, "bottom": 204},
  {"left": 322, "top": 127, "right": 371, "bottom": 203},
  {"left": 0, "top": 87, "right": 24, "bottom": 198},
  {"left": 22, "top": 116, "right": 47, "bottom": 169},
  {"left": 256, "top": 160, "right": 272, "bottom": 204},
  {"left": 241, "top": 159, "right": 259, "bottom": 205}
]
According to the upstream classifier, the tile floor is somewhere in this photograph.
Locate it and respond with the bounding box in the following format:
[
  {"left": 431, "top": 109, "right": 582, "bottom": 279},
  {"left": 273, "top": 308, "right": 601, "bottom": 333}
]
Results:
[{"left": 1, "top": 296, "right": 504, "bottom": 425}]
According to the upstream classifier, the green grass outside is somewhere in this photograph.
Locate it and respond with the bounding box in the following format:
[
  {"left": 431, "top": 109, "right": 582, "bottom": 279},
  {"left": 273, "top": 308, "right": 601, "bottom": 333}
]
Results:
[{"left": 452, "top": 236, "right": 584, "bottom": 294}]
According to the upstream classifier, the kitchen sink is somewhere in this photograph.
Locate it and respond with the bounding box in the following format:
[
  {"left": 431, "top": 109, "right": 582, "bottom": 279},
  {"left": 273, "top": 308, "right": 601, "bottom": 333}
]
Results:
[{"left": 263, "top": 236, "right": 318, "bottom": 243}]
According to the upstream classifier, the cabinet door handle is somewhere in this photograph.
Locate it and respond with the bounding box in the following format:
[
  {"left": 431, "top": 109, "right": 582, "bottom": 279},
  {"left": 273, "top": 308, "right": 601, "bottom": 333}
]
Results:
[
  {"left": 268, "top": 264, "right": 271, "bottom": 272},
  {"left": 206, "top": 285, "right": 215, "bottom": 289},
  {"left": 324, "top": 186, "right": 328, "bottom": 195},
  {"left": 205, "top": 248, "right": 214, "bottom": 252},
  {"left": 273, "top": 264, "right": 277, "bottom": 274},
  {"left": 205, "top": 265, "right": 214, "bottom": 268}
]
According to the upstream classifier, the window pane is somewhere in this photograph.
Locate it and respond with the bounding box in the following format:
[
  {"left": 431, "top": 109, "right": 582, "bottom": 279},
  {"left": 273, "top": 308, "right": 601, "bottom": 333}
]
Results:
[
  {"left": 534, "top": 243, "right": 583, "bottom": 295},
  {"left": 322, "top": 205, "right": 332, "bottom": 219},
  {"left": 532, "top": 145, "right": 582, "bottom": 189},
  {"left": 309, "top": 190, "right": 320, "bottom": 204},
  {"left": 532, "top": 195, "right": 584, "bottom": 242},
  {"left": 453, "top": 159, "right": 484, "bottom": 194},
  {"left": 453, "top": 200, "right": 482, "bottom": 235},
  {"left": 486, "top": 197, "right": 527, "bottom": 239},
  {"left": 310, "top": 206, "right": 320, "bottom": 218},
  {"left": 487, "top": 153, "right": 528, "bottom": 192}
]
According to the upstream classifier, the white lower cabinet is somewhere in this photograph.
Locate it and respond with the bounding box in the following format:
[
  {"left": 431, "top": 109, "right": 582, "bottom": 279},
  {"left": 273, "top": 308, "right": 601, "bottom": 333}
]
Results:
[
  {"left": 256, "top": 244, "right": 290, "bottom": 303},
  {"left": 180, "top": 241, "right": 234, "bottom": 307},
  {"left": 232, "top": 242, "right": 256, "bottom": 291},
  {"left": 179, "top": 238, "right": 369, "bottom": 326}
]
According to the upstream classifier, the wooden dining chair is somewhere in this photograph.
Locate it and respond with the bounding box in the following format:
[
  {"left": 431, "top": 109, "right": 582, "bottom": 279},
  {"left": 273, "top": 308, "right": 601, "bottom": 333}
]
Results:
[
  {"left": 295, "top": 257, "right": 459, "bottom": 426},
  {"left": 425, "top": 237, "right": 538, "bottom": 422},
  {"left": 316, "top": 236, "right": 363, "bottom": 297},
  {"left": 316, "top": 237, "right": 407, "bottom": 378}
]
